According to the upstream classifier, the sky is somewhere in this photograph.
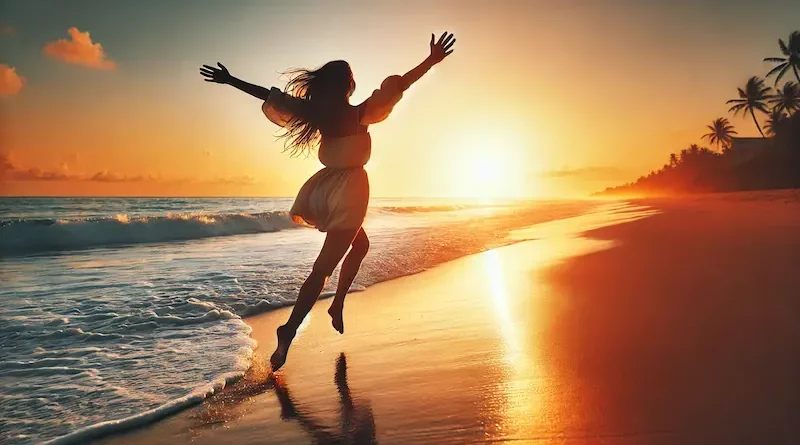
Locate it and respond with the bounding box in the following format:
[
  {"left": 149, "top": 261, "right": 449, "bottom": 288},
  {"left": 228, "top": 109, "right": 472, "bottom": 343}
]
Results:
[{"left": 0, "top": 0, "right": 798, "bottom": 198}]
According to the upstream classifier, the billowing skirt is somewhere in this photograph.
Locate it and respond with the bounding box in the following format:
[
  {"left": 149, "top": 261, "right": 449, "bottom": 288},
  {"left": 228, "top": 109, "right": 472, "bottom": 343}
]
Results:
[{"left": 290, "top": 167, "right": 369, "bottom": 232}]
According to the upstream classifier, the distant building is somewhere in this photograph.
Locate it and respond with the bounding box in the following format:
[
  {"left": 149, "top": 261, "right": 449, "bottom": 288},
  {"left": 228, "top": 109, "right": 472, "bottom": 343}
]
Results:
[{"left": 728, "top": 137, "right": 770, "bottom": 165}]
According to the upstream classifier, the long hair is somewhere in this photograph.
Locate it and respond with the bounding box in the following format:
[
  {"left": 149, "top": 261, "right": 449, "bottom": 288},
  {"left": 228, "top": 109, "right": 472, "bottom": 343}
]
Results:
[{"left": 279, "top": 60, "right": 354, "bottom": 157}]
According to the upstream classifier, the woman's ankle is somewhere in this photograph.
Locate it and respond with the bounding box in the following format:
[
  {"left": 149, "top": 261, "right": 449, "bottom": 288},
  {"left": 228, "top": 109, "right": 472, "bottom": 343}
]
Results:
[{"left": 278, "top": 324, "right": 296, "bottom": 336}]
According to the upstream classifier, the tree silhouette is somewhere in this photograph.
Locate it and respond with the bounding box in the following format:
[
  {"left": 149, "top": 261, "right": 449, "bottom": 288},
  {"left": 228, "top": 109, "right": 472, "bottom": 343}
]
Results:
[
  {"left": 764, "top": 109, "right": 788, "bottom": 136},
  {"left": 727, "top": 77, "right": 772, "bottom": 137},
  {"left": 701, "top": 117, "right": 738, "bottom": 151},
  {"left": 764, "top": 30, "right": 800, "bottom": 85},
  {"left": 769, "top": 81, "right": 800, "bottom": 116}
]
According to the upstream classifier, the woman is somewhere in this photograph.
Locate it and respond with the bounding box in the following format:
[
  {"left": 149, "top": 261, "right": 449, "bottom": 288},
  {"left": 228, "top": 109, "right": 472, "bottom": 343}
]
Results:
[{"left": 200, "top": 32, "right": 456, "bottom": 371}]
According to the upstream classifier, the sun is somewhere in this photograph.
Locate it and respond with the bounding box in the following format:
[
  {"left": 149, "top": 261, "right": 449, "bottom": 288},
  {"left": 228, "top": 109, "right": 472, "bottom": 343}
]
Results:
[
  {"left": 450, "top": 146, "right": 524, "bottom": 199},
  {"left": 467, "top": 155, "right": 505, "bottom": 186}
]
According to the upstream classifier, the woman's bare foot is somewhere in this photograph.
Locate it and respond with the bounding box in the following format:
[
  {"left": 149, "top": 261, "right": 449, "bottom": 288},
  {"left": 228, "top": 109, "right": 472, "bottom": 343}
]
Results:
[
  {"left": 270, "top": 325, "right": 296, "bottom": 371},
  {"left": 328, "top": 304, "right": 344, "bottom": 334}
]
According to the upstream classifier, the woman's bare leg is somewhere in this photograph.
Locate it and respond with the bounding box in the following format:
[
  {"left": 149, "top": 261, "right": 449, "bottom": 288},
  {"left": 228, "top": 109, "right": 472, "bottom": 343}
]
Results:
[
  {"left": 328, "top": 228, "right": 369, "bottom": 334},
  {"left": 270, "top": 229, "right": 359, "bottom": 371}
]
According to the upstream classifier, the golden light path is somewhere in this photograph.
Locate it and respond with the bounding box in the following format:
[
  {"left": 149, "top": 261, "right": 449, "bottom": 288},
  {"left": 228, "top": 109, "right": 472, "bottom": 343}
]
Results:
[{"left": 483, "top": 247, "right": 544, "bottom": 439}]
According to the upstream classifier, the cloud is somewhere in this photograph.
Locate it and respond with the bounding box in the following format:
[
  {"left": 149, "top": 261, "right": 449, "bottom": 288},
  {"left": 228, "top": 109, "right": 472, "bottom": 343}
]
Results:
[
  {"left": 0, "top": 25, "right": 15, "bottom": 36},
  {"left": 207, "top": 175, "right": 258, "bottom": 185},
  {"left": 539, "top": 166, "right": 630, "bottom": 181},
  {"left": 1, "top": 153, "right": 137, "bottom": 183},
  {"left": 0, "top": 64, "right": 26, "bottom": 97},
  {"left": 43, "top": 27, "right": 116, "bottom": 70},
  {"left": 90, "top": 171, "right": 149, "bottom": 183},
  {"left": 0, "top": 153, "right": 260, "bottom": 186}
]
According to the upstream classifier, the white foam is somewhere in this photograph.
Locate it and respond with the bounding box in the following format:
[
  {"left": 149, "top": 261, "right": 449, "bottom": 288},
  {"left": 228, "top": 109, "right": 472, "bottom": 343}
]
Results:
[
  {"left": 0, "top": 211, "right": 298, "bottom": 255},
  {"left": 43, "top": 371, "right": 247, "bottom": 445}
]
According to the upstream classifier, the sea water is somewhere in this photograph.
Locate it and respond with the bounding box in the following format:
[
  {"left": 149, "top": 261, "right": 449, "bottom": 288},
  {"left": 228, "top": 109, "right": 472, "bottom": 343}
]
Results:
[{"left": 0, "top": 197, "right": 596, "bottom": 444}]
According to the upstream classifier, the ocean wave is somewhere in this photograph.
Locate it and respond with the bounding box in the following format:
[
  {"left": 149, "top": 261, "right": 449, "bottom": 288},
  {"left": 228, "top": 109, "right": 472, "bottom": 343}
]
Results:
[
  {"left": 0, "top": 211, "right": 297, "bottom": 255},
  {"left": 375, "top": 204, "right": 473, "bottom": 214},
  {"left": 42, "top": 371, "right": 246, "bottom": 445}
]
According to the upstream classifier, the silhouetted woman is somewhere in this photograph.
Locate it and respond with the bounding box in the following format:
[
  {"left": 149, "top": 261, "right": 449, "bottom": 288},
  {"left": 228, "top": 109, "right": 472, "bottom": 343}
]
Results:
[{"left": 200, "top": 32, "right": 456, "bottom": 371}]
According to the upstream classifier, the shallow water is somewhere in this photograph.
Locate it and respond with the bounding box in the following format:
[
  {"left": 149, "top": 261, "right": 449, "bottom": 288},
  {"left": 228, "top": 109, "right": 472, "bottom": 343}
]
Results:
[{"left": 0, "top": 197, "right": 597, "bottom": 444}]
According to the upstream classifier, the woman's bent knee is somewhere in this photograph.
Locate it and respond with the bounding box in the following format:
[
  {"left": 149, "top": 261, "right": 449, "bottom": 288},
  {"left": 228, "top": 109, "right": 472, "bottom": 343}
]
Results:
[
  {"left": 351, "top": 237, "right": 369, "bottom": 259},
  {"left": 307, "top": 267, "right": 332, "bottom": 283}
]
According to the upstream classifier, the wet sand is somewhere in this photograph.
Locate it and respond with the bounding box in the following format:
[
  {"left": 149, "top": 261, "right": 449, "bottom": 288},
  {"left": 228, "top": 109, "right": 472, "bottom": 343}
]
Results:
[{"left": 95, "top": 192, "right": 800, "bottom": 445}]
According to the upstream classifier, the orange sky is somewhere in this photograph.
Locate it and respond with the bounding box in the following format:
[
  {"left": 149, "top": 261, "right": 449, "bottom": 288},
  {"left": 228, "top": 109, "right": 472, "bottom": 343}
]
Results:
[{"left": 1, "top": 0, "right": 798, "bottom": 197}]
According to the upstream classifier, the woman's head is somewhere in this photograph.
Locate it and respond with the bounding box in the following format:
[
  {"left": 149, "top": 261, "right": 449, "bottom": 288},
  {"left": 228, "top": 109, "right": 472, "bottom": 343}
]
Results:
[
  {"left": 280, "top": 60, "right": 355, "bottom": 156},
  {"left": 286, "top": 60, "right": 354, "bottom": 101}
]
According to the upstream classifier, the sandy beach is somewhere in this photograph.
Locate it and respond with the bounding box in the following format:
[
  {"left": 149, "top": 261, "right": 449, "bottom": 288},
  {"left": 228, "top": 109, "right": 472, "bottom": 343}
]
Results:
[{"left": 93, "top": 191, "right": 800, "bottom": 445}]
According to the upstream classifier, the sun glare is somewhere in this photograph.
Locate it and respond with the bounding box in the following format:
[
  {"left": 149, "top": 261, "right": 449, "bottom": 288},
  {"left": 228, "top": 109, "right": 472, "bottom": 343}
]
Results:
[
  {"left": 447, "top": 132, "right": 526, "bottom": 199},
  {"left": 468, "top": 155, "right": 504, "bottom": 185}
]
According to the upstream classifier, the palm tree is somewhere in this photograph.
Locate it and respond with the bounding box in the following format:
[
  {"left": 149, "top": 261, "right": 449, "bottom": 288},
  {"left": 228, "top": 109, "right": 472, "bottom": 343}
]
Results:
[
  {"left": 764, "top": 30, "right": 800, "bottom": 85},
  {"left": 764, "top": 109, "right": 787, "bottom": 136},
  {"left": 679, "top": 147, "right": 691, "bottom": 162},
  {"left": 727, "top": 77, "right": 771, "bottom": 137},
  {"left": 769, "top": 81, "right": 800, "bottom": 116},
  {"left": 701, "top": 117, "right": 738, "bottom": 150}
]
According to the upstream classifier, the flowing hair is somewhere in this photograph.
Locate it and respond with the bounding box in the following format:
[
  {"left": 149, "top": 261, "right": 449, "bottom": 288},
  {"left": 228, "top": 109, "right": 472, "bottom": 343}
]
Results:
[{"left": 279, "top": 60, "right": 354, "bottom": 157}]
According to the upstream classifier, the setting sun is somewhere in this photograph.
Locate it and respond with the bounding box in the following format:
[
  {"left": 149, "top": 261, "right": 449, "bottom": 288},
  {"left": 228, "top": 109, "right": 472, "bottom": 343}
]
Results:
[
  {"left": 467, "top": 154, "right": 503, "bottom": 184},
  {"left": 446, "top": 132, "right": 526, "bottom": 198}
]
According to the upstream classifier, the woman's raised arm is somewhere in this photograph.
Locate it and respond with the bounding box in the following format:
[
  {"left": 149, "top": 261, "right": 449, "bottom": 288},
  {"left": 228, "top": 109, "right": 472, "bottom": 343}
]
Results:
[
  {"left": 200, "top": 63, "right": 272, "bottom": 101},
  {"left": 399, "top": 32, "right": 456, "bottom": 91}
]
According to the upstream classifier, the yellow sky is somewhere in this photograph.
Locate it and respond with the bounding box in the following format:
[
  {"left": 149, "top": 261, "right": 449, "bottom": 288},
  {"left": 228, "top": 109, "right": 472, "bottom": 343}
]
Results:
[{"left": 1, "top": 0, "right": 797, "bottom": 197}]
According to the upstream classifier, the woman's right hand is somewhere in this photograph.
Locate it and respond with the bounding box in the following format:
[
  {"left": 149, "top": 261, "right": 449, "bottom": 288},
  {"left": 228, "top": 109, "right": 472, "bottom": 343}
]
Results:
[
  {"left": 200, "top": 63, "right": 233, "bottom": 84},
  {"left": 428, "top": 32, "right": 456, "bottom": 64}
]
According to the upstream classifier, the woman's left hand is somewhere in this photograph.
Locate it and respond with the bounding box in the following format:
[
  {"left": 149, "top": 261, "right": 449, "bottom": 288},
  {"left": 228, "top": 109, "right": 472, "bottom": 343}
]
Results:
[
  {"left": 200, "top": 63, "right": 233, "bottom": 84},
  {"left": 428, "top": 32, "right": 456, "bottom": 64}
]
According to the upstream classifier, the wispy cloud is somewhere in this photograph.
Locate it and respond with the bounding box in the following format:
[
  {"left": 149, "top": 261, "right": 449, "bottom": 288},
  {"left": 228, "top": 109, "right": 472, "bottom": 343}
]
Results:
[
  {"left": 43, "top": 27, "right": 117, "bottom": 70},
  {"left": 0, "top": 153, "right": 259, "bottom": 186},
  {"left": 89, "top": 171, "right": 151, "bottom": 183},
  {"left": 0, "top": 64, "right": 25, "bottom": 97},
  {"left": 539, "top": 166, "right": 630, "bottom": 181},
  {"left": 204, "top": 175, "right": 258, "bottom": 185}
]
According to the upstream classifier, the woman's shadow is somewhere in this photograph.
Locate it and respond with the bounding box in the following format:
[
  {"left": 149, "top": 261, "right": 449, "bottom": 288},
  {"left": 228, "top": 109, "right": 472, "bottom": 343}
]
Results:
[
  {"left": 191, "top": 352, "right": 377, "bottom": 444},
  {"left": 274, "top": 353, "right": 378, "bottom": 445}
]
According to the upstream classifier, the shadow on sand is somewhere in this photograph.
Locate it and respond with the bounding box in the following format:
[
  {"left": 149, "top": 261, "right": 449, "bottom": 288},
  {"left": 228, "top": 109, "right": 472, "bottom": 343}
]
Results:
[{"left": 191, "top": 353, "right": 377, "bottom": 444}]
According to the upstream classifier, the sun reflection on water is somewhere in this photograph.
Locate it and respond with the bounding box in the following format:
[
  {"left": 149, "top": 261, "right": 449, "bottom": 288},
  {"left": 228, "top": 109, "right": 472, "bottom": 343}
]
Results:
[{"left": 483, "top": 247, "right": 544, "bottom": 440}]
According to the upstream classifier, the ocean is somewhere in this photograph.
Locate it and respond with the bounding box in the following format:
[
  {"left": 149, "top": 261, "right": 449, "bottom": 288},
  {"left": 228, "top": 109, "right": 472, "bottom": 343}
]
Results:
[{"left": 0, "top": 197, "right": 598, "bottom": 444}]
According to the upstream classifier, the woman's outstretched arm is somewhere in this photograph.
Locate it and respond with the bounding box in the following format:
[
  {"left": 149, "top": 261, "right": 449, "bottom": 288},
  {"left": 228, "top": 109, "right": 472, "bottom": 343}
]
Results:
[
  {"left": 200, "top": 63, "right": 272, "bottom": 101},
  {"left": 399, "top": 32, "right": 456, "bottom": 91}
]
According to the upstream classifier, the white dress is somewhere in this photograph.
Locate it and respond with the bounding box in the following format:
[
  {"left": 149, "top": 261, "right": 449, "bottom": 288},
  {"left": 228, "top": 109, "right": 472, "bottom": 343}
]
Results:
[{"left": 262, "top": 76, "right": 404, "bottom": 232}]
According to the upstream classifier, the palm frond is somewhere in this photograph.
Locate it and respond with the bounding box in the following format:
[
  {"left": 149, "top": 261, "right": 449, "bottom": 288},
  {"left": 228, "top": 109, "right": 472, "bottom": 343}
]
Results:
[
  {"left": 754, "top": 103, "right": 770, "bottom": 114},
  {"left": 765, "top": 63, "right": 788, "bottom": 78},
  {"left": 773, "top": 67, "right": 789, "bottom": 86},
  {"left": 779, "top": 38, "right": 789, "bottom": 56},
  {"left": 788, "top": 31, "right": 800, "bottom": 53},
  {"left": 728, "top": 104, "right": 747, "bottom": 115},
  {"left": 764, "top": 57, "right": 787, "bottom": 63}
]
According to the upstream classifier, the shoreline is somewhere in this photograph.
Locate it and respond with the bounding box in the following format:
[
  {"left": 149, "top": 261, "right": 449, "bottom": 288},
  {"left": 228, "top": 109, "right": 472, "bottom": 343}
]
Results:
[
  {"left": 43, "top": 200, "right": 607, "bottom": 445},
  {"left": 94, "top": 190, "right": 799, "bottom": 444},
  {"left": 90, "top": 202, "right": 656, "bottom": 445}
]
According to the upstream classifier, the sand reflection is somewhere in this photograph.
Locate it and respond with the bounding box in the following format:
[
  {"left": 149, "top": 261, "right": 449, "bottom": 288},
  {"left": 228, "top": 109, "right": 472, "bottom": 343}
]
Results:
[
  {"left": 191, "top": 353, "right": 376, "bottom": 445},
  {"left": 483, "top": 248, "right": 545, "bottom": 439},
  {"left": 274, "top": 353, "right": 377, "bottom": 445}
]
